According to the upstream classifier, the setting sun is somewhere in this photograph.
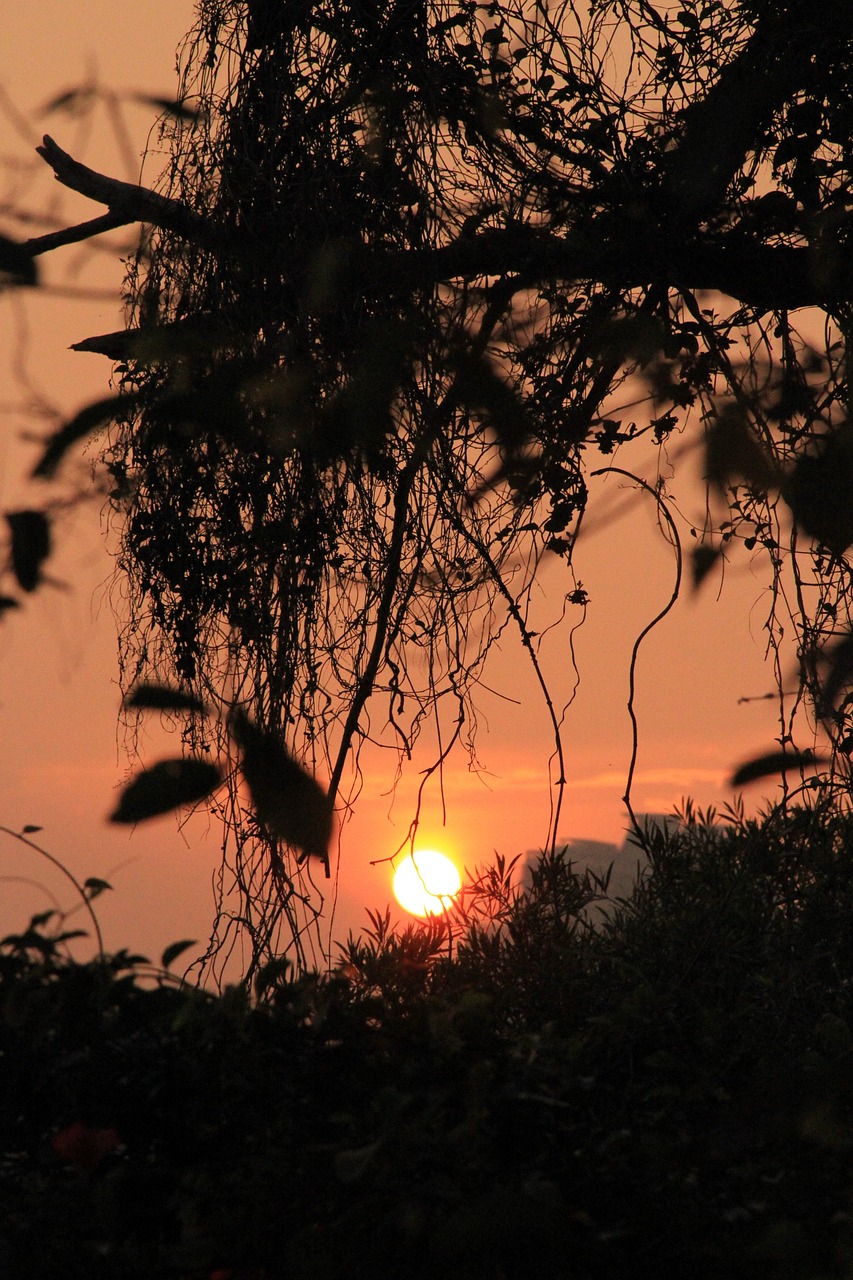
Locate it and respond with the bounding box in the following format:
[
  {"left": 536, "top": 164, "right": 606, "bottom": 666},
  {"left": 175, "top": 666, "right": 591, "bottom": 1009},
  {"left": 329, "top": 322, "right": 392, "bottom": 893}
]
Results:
[{"left": 393, "top": 849, "right": 462, "bottom": 917}]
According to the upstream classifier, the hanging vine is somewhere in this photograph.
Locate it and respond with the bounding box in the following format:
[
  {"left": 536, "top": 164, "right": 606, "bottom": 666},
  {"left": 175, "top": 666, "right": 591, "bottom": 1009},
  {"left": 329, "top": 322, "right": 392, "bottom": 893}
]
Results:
[{"left": 8, "top": 0, "right": 853, "bottom": 978}]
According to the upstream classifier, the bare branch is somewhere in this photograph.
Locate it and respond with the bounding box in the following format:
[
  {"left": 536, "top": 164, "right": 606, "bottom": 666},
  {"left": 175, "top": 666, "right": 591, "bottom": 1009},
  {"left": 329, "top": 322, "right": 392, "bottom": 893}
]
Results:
[
  {"left": 26, "top": 211, "right": 130, "bottom": 257},
  {"left": 35, "top": 134, "right": 213, "bottom": 245}
]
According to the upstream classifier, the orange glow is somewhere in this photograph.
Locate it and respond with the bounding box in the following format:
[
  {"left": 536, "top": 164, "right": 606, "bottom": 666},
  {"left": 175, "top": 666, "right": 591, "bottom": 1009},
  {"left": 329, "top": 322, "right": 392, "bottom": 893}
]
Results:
[{"left": 393, "top": 850, "right": 462, "bottom": 917}]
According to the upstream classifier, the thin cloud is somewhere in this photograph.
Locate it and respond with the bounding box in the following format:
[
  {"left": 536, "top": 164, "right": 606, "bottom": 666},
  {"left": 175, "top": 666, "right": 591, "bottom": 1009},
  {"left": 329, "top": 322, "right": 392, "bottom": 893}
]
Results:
[{"left": 566, "top": 767, "right": 727, "bottom": 790}]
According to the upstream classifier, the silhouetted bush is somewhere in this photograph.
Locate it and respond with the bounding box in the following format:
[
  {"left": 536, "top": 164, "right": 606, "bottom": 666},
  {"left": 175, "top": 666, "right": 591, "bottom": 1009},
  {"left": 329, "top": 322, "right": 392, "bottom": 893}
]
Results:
[{"left": 4, "top": 802, "right": 853, "bottom": 1277}]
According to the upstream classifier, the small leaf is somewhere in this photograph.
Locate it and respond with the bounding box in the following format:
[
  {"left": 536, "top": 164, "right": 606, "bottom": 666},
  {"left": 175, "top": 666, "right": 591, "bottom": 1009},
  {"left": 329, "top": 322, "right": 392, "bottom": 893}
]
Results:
[
  {"left": 729, "top": 749, "right": 825, "bottom": 788},
  {"left": 21, "top": 824, "right": 42, "bottom": 833},
  {"left": 134, "top": 94, "right": 206, "bottom": 123},
  {"left": 253, "top": 956, "right": 292, "bottom": 996},
  {"left": 110, "top": 758, "right": 222, "bottom": 824},
  {"left": 228, "top": 709, "right": 333, "bottom": 873},
  {"left": 32, "top": 394, "right": 129, "bottom": 479},
  {"left": 705, "top": 404, "right": 778, "bottom": 496},
  {"left": 123, "top": 682, "right": 207, "bottom": 715},
  {"left": 785, "top": 432, "right": 853, "bottom": 554},
  {"left": 454, "top": 353, "right": 530, "bottom": 455},
  {"left": 6, "top": 510, "right": 50, "bottom": 592},
  {"left": 30, "top": 910, "right": 56, "bottom": 930},
  {"left": 0, "top": 596, "right": 20, "bottom": 616},
  {"left": 39, "top": 86, "right": 94, "bottom": 115},
  {"left": 83, "top": 877, "right": 112, "bottom": 899},
  {"left": 691, "top": 543, "right": 721, "bottom": 590},
  {"left": 161, "top": 938, "right": 197, "bottom": 968},
  {"left": 818, "top": 630, "right": 853, "bottom": 711}
]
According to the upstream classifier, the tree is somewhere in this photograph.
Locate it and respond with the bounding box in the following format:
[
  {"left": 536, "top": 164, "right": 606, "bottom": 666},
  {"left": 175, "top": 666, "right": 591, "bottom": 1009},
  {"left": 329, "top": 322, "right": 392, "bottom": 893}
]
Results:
[{"left": 6, "top": 0, "right": 853, "bottom": 975}]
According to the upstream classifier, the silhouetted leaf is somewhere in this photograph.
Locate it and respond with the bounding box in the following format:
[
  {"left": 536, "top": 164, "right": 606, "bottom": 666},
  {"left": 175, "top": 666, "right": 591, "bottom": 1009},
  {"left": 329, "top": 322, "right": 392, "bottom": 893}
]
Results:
[
  {"left": 705, "top": 404, "right": 778, "bottom": 496},
  {"left": 161, "top": 938, "right": 197, "bottom": 968},
  {"left": 0, "top": 233, "right": 37, "bottom": 287},
  {"left": 110, "top": 758, "right": 222, "bottom": 823},
  {"left": 6, "top": 510, "right": 50, "bottom": 592},
  {"left": 784, "top": 430, "right": 853, "bottom": 554},
  {"left": 0, "top": 596, "right": 20, "bottom": 616},
  {"left": 729, "top": 749, "right": 825, "bottom": 788},
  {"left": 589, "top": 311, "right": 667, "bottom": 367},
  {"left": 253, "top": 956, "right": 292, "bottom": 996},
  {"left": 454, "top": 353, "right": 530, "bottom": 455},
  {"left": 32, "top": 394, "right": 130, "bottom": 479},
  {"left": 691, "top": 543, "right": 721, "bottom": 590},
  {"left": 135, "top": 95, "right": 206, "bottom": 123},
  {"left": 83, "top": 877, "right": 112, "bottom": 899},
  {"left": 816, "top": 629, "right": 853, "bottom": 713},
  {"left": 21, "top": 825, "right": 42, "bottom": 834},
  {"left": 124, "top": 682, "right": 207, "bottom": 715},
  {"left": 39, "top": 86, "right": 94, "bottom": 115},
  {"left": 228, "top": 709, "right": 333, "bottom": 873}
]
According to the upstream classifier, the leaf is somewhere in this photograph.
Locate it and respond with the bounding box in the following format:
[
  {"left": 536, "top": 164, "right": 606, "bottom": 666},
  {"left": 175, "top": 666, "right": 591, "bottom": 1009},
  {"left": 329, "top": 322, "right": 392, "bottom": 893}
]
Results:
[
  {"left": 21, "top": 824, "right": 42, "bottom": 834},
  {"left": 784, "top": 432, "right": 853, "bottom": 554},
  {"left": 110, "top": 758, "right": 222, "bottom": 824},
  {"left": 453, "top": 353, "right": 530, "bottom": 455},
  {"left": 818, "top": 630, "right": 853, "bottom": 711},
  {"left": 0, "top": 596, "right": 20, "bottom": 616},
  {"left": 228, "top": 709, "right": 333, "bottom": 873},
  {"left": 691, "top": 543, "right": 721, "bottom": 590},
  {"left": 123, "top": 682, "right": 207, "bottom": 715},
  {"left": 134, "top": 94, "right": 206, "bottom": 123},
  {"left": 83, "top": 877, "right": 112, "bottom": 899},
  {"left": 32, "top": 394, "right": 130, "bottom": 479},
  {"left": 705, "top": 404, "right": 778, "bottom": 496},
  {"left": 729, "top": 749, "right": 825, "bottom": 788},
  {"left": 6, "top": 510, "right": 50, "bottom": 592},
  {"left": 39, "top": 86, "right": 95, "bottom": 115},
  {"left": 29, "top": 910, "right": 56, "bottom": 930},
  {"left": 253, "top": 956, "right": 292, "bottom": 996},
  {"left": 160, "top": 938, "right": 197, "bottom": 968},
  {"left": 0, "top": 233, "right": 37, "bottom": 287}
]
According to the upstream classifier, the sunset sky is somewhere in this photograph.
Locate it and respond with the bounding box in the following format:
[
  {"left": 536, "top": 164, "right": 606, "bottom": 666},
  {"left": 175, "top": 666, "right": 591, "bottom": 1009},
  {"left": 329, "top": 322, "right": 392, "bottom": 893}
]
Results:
[{"left": 0, "top": 2, "right": 785, "bottom": 972}]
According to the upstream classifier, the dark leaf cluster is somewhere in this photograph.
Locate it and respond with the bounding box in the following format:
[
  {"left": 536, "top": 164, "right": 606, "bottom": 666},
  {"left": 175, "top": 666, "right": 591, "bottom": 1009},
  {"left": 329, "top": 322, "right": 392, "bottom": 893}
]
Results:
[{"left": 4, "top": 805, "right": 853, "bottom": 1278}]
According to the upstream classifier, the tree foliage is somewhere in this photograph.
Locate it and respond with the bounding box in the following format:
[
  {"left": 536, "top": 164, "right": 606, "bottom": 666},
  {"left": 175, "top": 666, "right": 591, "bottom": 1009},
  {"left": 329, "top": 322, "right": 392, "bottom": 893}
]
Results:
[{"left": 6, "top": 0, "right": 853, "bottom": 970}]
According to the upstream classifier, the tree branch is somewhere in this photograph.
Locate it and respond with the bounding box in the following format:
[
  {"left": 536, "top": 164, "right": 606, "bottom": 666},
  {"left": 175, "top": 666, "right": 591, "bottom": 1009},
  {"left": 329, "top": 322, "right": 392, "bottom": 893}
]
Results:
[
  {"left": 35, "top": 134, "right": 214, "bottom": 246},
  {"left": 390, "top": 225, "right": 851, "bottom": 314},
  {"left": 26, "top": 211, "right": 130, "bottom": 257}
]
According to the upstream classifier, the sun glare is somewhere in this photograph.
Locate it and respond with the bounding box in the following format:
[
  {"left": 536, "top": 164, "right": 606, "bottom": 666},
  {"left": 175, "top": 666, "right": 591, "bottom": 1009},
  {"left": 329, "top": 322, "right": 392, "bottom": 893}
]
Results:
[{"left": 393, "top": 849, "right": 462, "bottom": 917}]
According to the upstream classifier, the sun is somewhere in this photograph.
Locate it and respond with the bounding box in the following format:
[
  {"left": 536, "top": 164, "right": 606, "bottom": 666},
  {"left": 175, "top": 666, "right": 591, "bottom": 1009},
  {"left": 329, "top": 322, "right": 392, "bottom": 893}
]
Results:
[{"left": 393, "top": 849, "right": 462, "bottom": 917}]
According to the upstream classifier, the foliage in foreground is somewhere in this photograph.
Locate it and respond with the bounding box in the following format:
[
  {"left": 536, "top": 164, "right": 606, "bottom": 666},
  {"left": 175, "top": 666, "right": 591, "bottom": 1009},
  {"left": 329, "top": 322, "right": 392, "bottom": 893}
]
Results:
[{"left": 5, "top": 803, "right": 853, "bottom": 1278}]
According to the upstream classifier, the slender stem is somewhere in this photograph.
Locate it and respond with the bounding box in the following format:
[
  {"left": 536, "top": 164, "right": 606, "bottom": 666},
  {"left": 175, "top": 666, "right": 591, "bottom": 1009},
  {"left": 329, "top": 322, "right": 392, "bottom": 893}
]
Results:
[
  {"left": 0, "top": 824, "right": 106, "bottom": 961},
  {"left": 591, "top": 467, "right": 683, "bottom": 844}
]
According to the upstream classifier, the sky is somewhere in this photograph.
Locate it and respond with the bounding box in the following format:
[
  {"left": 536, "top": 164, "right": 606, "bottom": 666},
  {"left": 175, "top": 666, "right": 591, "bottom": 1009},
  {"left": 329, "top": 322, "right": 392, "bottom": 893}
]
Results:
[{"left": 0, "top": 1, "right": 785, "bottom": 973}]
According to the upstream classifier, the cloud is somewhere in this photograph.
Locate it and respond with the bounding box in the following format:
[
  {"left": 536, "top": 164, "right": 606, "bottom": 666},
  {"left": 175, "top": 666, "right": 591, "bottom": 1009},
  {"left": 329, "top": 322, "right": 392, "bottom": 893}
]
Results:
[
  {"left": 398, "top": 762, "right": 728, "bottom": 800},
  {"left": 565, "top": 766, "right": 727, "bottom": 790}
]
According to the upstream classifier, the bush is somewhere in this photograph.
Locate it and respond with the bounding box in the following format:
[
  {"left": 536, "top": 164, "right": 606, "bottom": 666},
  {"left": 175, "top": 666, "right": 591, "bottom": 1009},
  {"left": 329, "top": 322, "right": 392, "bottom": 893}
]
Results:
[{"left": 4, "top": 803, "right": 853, "bottom": 1277}]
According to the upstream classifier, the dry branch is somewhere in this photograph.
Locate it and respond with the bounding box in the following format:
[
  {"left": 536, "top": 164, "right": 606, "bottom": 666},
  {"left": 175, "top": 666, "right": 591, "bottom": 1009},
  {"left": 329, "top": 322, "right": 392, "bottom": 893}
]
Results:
[
  {"left": 34, "top": 135, "right": 215, "bottom": 248},
  {"left": 26, "top": 211, "right": 130, "bottom": 257}
]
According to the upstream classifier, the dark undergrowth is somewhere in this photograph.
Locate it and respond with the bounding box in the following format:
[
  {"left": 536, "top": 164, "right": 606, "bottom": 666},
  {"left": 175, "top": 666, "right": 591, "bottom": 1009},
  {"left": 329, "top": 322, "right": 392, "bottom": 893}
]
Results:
[{"left": 4, "top": 800, "right": 853, "bottom": 1279}]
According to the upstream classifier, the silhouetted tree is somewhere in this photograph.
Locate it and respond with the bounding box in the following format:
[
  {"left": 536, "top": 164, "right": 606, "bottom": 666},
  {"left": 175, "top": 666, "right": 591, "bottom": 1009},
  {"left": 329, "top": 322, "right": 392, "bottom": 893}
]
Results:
[{"left": 7, "top": 0, "right": 853, "bottom": 973}]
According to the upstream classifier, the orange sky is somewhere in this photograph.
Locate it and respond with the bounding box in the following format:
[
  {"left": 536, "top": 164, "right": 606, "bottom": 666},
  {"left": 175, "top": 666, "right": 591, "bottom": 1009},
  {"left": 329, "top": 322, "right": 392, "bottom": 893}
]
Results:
[{"left": 0, "top": 2, "right": 785, "bottom": 972}]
